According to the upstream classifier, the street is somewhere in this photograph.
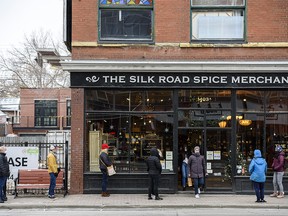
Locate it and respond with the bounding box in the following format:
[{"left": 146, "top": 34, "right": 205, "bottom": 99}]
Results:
[{"left": 0, "top": 208, "right": 287, "bottom": 216}]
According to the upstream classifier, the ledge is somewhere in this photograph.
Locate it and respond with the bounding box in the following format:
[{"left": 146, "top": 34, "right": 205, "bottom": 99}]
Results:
[{"left": 71, "top": 41, "right": 288, "bottom": 48}]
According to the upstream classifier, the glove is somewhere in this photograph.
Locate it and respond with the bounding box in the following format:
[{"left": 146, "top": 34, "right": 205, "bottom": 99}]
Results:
[
  {"left": 57, "top": 167, "right": 61, "bottom": 173},
  {"left": 54, "top": 172, "right": 58, "bottom": 177}
]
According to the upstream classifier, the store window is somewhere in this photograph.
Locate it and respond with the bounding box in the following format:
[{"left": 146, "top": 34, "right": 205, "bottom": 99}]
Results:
[
  {"left": 85, "top": 89, "right": 174, "bottom": 173},
  {"left": 99, "top": 0, "right": 153, "bottom": 42},
  {"left": 178, "top": 90, "right": 232, "bottom": 128},
  {"left": 191, "top": 0, "right": 245, "bottom": 41},
  {"left": 34, "top": 100, "right": 57, "bottom": 127},
  {"left": 236, "top": 90, "right": 288, "bottom": 176}
]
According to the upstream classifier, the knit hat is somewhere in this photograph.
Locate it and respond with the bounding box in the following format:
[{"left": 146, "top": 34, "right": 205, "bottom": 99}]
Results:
[
  {"left": 50, "top": 145, "right": 56, "bottom": 150},
  {"left": 0, "top": 146, "right": 6, "bottom": 153},
  {"left": 275, "top": 145, "right": 283, "bottom": 152},
  {"left": 101, "top": 143, "right": 109, "bottom": 150},
  {"left": 194, "top": 146, "right": 200, "bottom": 153}
]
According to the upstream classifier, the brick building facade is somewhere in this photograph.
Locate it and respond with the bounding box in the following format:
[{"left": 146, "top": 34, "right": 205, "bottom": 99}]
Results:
[{"left": 62, "top": 0, "right": 288, "bottom": 194}]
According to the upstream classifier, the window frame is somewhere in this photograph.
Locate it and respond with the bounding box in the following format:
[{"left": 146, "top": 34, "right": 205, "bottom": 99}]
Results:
[
  {"left": 190, "top": 0, "right": 246, "bottom": 43},
  {"left": 98, "top": 0, "right": 154, "bottom": 43},
  {"left": 34, "top": 100, "right": 58, "bottom": 127}
]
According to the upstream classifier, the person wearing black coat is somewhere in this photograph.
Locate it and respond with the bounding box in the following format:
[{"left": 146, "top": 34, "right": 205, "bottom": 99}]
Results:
[
  {"left": 146, "top": 147, "right": 162, "bottom": 200},
  {"left": 0, "top": 146, "right": 10, "bottom": 203},
  {"left": 99, "top": 143, "right": 112, "bottom": 197}
]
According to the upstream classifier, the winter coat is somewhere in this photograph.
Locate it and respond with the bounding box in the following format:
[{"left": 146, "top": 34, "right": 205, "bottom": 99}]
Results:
[
  {"left": 146, "top": 148, "right": 162, "bottom": 175},
  {"left": 272, "top": 151, "right": 285, "bottom": 172},
  {"left": 47, "top": 151, "right": 58, "bottom": 174},
  {"left": 249, "top": 150, "right": 267, "bottom": 183},
  {"left": 0, "top": 153, "right": 10, "bottom": 177},
  {"left": 99, "top": 150, "right": 112, "bottom": 171},
  {"left": 188, "top": 153, "right": 206, "bottom": 178}
]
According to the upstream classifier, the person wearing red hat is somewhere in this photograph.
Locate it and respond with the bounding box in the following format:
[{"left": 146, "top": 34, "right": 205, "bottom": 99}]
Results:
[{"left": 99, "top": 143, "right": 112, "bottom": 197}]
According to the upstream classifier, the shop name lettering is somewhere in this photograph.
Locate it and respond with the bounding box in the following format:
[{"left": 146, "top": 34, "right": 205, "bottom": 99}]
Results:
[{"left": 86, "top": 75, "right": 288, "bottom": 84}]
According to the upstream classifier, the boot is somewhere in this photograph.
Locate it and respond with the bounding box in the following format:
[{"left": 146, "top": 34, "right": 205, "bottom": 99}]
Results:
[
  {"left": 277, "top": 192, "right": 284, "bottom": 198},
  {"left": 101, "top": 192, "right": 110, "bottom": 197},
  {"left": 270, "top": 192, "right": 278, "bottom": 197}
]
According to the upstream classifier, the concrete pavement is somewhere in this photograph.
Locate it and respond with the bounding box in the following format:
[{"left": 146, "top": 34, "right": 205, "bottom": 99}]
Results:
[{"left": 0, "top": 192, "right": 287, "bottom": 209}]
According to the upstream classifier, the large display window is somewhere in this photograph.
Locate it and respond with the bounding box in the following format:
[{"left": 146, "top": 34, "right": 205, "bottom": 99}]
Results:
[
  {"left": 236, "top": 90, "right": 288, "bottom": 176},
  {"left": 85, "top": 90, "right": 174, "bottom": 173}
]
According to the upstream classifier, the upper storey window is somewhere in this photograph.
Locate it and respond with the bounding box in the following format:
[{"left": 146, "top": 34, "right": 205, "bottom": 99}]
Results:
[
  {"left": 191, "top": 0, "right": 245, "bottom": 42},
  {"left": 99, "top": 0, "right": 153, "bottom": 43}
]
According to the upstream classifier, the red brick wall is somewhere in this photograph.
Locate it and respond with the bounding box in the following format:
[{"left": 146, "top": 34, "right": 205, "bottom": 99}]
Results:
[
  {"left": 19, "top": 88, "right": 71, "bottom": 129},
  {"left": 72, "top": 0, "right": 97, "bottom": 42},
  {"left": 71, "top": 0, "right": 288, "bottom": 60},
  {"left": 70, "top": 88, "right": 85, "bottom": 194},
  {"left": 247, "top": 0, "right": 288, "bottom": 42}
]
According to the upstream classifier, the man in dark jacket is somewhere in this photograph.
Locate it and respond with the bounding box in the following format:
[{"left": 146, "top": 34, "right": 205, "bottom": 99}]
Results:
[
  {"left": 146, "top": 147, "right": 162, "bottom": 200},
  {"left": 188, "top": 146, "right": 207, "bottom": 199},
  {"left": 99, "top": 143, "right": 112, "bottom": 197},
  {"left": 0, "top": 146, "right": 10, "bottom": 203}
]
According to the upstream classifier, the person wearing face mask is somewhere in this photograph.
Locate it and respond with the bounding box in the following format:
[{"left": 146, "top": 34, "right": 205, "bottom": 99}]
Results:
[
  {"left": 0, "top": 146, "right": 10, "bottom": 203},
  {"left": 188, "top": 146, "right": 207, "bottom": 199}
]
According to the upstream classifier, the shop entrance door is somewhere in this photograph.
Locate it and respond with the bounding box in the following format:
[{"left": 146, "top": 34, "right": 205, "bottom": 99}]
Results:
[{"left": 178, "top": 128, "right": 232, "bottom": 192}]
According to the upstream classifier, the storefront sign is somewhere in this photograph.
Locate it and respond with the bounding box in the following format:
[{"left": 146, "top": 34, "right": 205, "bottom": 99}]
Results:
[{"left": 71, "top": 72, "right": 288, "bottom": 88}]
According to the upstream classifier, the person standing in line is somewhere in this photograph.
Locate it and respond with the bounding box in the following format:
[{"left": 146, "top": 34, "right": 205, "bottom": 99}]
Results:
[
  {"left": 181, "top": 150, "right": 189, "bottom": 191},
  {"left": 249, "top": 149, "right": 267, "bottom": 203},
  {"left": 270, "top": 145, "right": 285, "bottom": 198},
  {"left": 146, "top": 147, "right": 163, "bottom": 200},
  {"left": 0, "top": 146, "right": 10, "bottom": 203},
  {"left": 99, "top": 143, "right": 112, "bottom": 197},
  {"left": 188, "top": 146, "right": 207, "bottom": 199},
  {"left": 47, "top": 145, "right": 59, "bottom": 199}
]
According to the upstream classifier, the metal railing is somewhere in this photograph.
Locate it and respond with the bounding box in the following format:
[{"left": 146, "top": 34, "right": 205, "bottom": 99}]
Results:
[{"left": 0, "top": 137, "right": 69, "bottom": 196}]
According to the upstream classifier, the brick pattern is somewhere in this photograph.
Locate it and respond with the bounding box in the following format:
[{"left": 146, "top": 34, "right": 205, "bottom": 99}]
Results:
[{"left": 70, "top": 88, "right": 85, "bottom": 194}]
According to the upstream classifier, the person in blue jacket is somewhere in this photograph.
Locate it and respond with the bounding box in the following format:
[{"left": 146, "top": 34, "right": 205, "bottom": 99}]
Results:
[{"left": 249, "top": 149, "right": 267, "bottom": 203}]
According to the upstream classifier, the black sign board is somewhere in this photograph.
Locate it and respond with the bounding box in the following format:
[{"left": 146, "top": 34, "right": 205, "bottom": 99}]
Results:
[{"left": 71, "top": 72, "right": 288, "bottom": 88}]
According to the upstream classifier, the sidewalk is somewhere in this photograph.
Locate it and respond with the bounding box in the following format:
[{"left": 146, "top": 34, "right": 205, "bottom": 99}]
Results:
[{"left": 1, "top": 193, "right": 287, "bottom": 209}]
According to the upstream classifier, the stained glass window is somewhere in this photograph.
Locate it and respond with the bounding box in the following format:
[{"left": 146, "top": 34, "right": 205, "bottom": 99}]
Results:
[
  {"left": 99, "top": 0, "right": 153, "bottom": 42},
  {"left": 100, "top": 0, "right": 153, "bottom": 6}
]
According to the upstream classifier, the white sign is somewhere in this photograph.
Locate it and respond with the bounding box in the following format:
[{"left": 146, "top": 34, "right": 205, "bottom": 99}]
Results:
[
  {"left": 207, "top": 151, "right": 214, "bottom": 160},
  {"left": 166, "top": 151, "right": 173, "bottom": 160},
  {"left": 6, "top": 147, "right": 39, "bottom": 180},
  {"left": 214, "top": 151, "right": 221, "bottom": 160}
]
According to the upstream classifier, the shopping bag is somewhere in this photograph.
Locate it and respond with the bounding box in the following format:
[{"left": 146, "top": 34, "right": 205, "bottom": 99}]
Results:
[
  {"left": 107, "top": 165, "right": 116, "bottom": 176},
  {"left": 187, "top": 177, "right": 192, "bottom": 187}
]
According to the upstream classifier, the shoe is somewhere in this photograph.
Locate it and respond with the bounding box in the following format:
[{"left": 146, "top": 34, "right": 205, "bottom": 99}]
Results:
[
  {"left": 101, "top": 192, "right": 110, "bottom": 197},
  {"left": 261, "top": 200, "right": 267, "bottom": 202},
  {"left": 183, "top": 187, "right": 186, "bottom": 191},
  {"left": 148, "top": 196, "right": 153, "bottom": 200},
  {"left": 195, "top": 194, "right": 200, "bottom": 199},
  {"left": 277, "top": 192, "right": 284, "bottom": 198},
  {"left": 255, "top": 200, "right": 261, "bottom": 203},
  {"left": 3, "top": 197, "right": 7, "bottom": 201},
  {"left": 270, "top": 192, "right": 278, "bottom": 197},
  {"left": 198, "top": 188, "right": 201, "bottom": 194},
  {"left": 155, "top": 196, "right": 163, "bottom": 200},
  {"left": 0, "top": 200, "right": 4, "bottom": 203},
  {"left": 48, "top": 195, "right": 55, "bottom": 199}
]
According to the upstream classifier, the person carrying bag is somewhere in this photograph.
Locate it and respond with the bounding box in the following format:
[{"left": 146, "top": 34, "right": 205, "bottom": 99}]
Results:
[{"left": 99, "top": 143, "right": 115, "bottom": 197}]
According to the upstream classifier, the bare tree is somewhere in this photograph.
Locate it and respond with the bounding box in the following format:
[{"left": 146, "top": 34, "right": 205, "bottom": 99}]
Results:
[{"left": 0, "top": 31, "right": 70, "bottom": 97}]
